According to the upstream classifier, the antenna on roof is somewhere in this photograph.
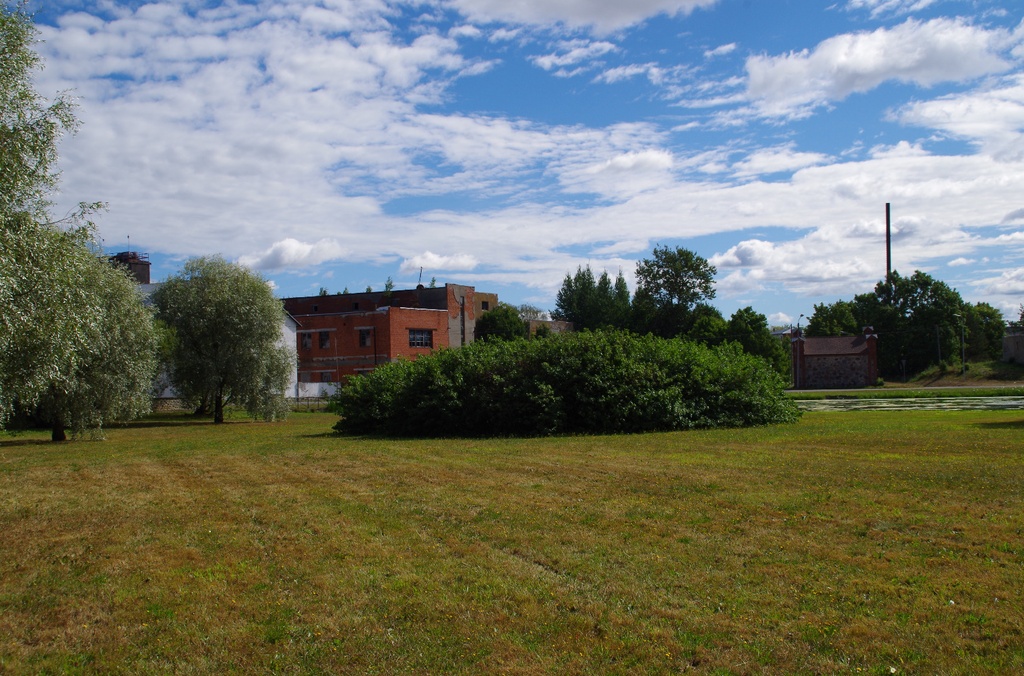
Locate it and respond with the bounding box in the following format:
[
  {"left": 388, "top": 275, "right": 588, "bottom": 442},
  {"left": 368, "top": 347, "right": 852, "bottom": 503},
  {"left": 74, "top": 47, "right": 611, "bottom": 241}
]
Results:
[{"left": 418, "top": 267, "right": 423, "bottom": 285}]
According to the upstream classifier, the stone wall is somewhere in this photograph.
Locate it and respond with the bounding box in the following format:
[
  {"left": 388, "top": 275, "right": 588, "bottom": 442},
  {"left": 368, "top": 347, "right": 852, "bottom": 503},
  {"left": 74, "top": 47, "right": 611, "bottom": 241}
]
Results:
[{"left": 803, "top": 355, "right": 871, "bottom": 389}]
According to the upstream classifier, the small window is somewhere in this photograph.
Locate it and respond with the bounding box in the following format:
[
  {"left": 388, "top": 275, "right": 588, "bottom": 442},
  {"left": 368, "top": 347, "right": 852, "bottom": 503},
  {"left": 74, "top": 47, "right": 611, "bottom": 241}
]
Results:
[
  {"left": 320, "top": 371, "right": 333, "bottom": 382},
  {"left": 481, "top": 301, "right": 490, "bottom": 311},
  {"left": 319, "top": 331, "right": 331, "bottom": 349},
  {"left": 353, "top": 302, "right": 360, "bottom": 310},
  {"left": 408, "top": 329, "right": 433, "bottom": 348},
  {"left": 312, "top": 305, "right": 319, "bottom": 313},
  {"left": 301, "top": 333, "right": 312, "bottom": 350},
  {"left": 358, "top": 328, "right": 372, "bottom": 347},
  {"left": 299, "top": 372, "right": 312, "bottom": 383}
]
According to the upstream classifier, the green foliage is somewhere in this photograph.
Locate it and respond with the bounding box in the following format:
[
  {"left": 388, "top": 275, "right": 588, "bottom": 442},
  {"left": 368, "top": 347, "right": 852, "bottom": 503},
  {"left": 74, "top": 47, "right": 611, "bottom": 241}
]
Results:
[
  {"left": 851, "top": 270, "right": 967, "bottom": 376},
  {"left": 632, "top": 246, "right": 716, "bottom": 338},
  {"left": 0, "top": 7, "right": 77, "bottom": 220},
  {"left": 333, "top": 330, "right": 798, "bottom": 437},
  {"left": 2, "top": 216, "right": 157, "bottom": 438},
  {"left": 964, "top": 302, "right": 1004, "bottom": 360},
  {"left": 516, "top": 303, "right": 545, "bottom": 321},
  {"left": 35, "top": 255, "right": 157, "bottom": 439},
  {"left": 805, "top": 300, "right": 859, "bottom": 337},
  {"left": 153, "top": 256, "right": 292, "bottom": 423},
  {"left": 726, "top": 306, "right": 790, "bottom": 376},
  {"left": 475, "top": 302, "right": 526, "bottom": 342},
  {"left": 551, "top": 266, "right": 631, "bottom": 331},
  {"left": 1, "top": 10, "right": 154, "bottom": 438}
]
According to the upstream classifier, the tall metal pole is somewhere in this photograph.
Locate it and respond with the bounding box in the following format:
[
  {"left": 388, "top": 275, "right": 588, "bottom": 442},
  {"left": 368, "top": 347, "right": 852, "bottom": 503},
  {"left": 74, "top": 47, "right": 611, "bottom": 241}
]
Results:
[{"left": 885, "top": 202, "right": 892, "bottom": 285}]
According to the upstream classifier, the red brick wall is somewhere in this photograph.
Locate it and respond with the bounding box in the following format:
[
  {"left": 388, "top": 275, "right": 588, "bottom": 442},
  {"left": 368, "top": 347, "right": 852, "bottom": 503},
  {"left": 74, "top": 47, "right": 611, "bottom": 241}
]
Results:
[{"left": 293, "top": 307, "right": 449, "bottom": 382}]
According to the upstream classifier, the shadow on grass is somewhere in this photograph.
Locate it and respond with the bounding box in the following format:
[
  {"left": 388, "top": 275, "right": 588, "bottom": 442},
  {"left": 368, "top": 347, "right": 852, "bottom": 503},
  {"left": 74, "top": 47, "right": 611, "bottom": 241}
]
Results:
[
  {"left": 0, "top": 438, "right": 56, "bottom": 447},
  {"left": 973, "top": 419, "right": 1024, "bottom": 429}
]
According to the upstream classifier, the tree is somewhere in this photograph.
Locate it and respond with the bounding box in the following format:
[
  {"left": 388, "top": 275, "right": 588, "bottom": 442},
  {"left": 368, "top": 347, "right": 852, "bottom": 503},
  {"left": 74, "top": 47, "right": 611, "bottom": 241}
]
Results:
[
  {"left": 516, "top": 304, "right": 546, "bottom": 321},
  {"left": 153, "top": 256, "right": 293, "bottom": 424},
  {"left": 805, "top": 300, "right": 859, "bottom": 337},
  {"left": 851, "top": 270, "right": 966, "bottom": 376},
  {"left": 36, "top": 255, "right": 157, "bottom": 440},
  {"left": 3, "top": 8, "right": 154, "bottom": 437},
  {"left": 476, "top": 303, "right": 526, "bottom": 342},
  {"left": 551, "top": 266, "right": 631, "bottom": 331},
  {"left": 1, "top": 7, "right": 76, "bottom": 221},
  {"left": 632, "top": 246, "right": 716, "bottom": 338},
  {"left": 687, "top": 304, "right": 728, "bottom": 345},
  {"left": 964, "top": 302, "right": 1004, "bottom": 361},
  {"left": 725, "top": 306, "right": 789, "bottom": 376},
  {"left": 552, "top": 265, "right": 598, "bottom": 329}
]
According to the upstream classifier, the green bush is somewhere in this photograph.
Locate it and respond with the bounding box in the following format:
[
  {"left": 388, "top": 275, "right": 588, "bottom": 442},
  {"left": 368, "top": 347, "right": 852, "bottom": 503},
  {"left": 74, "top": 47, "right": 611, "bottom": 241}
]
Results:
[{"left": 332, "top": 330, "right": 799, "bottom": 437}]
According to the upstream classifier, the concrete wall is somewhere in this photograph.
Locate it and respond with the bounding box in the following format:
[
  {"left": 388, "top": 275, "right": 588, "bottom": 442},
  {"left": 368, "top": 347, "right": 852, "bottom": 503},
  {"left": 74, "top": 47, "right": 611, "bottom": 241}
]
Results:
[{"left": 1003, "top": 334, "right": 1024, "bottom": 363}]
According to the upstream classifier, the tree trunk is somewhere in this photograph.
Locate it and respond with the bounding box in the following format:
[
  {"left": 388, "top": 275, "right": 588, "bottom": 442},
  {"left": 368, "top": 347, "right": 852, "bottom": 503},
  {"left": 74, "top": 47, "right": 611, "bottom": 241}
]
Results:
[
  {"left": 51, "top": 419, "right": 67, "bottom": 442},
  {"left": 214, "top": 384, "right": 224, "bottom": 424}
]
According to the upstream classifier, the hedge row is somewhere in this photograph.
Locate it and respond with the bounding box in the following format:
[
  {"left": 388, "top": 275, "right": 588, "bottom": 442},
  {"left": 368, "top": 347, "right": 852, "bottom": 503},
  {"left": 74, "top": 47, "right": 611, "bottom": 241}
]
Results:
[{"left": 332, "top": 331, "right": 800, "bottom": 437}]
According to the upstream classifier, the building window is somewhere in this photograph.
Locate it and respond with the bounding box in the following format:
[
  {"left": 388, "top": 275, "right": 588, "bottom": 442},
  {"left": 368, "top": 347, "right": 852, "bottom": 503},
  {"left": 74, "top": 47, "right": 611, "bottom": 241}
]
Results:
[
  {"left": 408, "top": 329, "right": 433, "bottom": 348},
  {"left": 299, "top": 372, "right": 312, "bottom": 383},
  {"left": 481, "top": 301, "right": 490, "bottom": 311},
  {"left": 319, "top": 331, "right": 331, "bottom": 349},
  {"left": 353, "top": 302, "right": 360, "bottom": 310},
  {"left": 301, "top": 333, "right": 312, "bottom": 350},
  {"left": 358, "top": 328, "right": 372, "bottom": 347},
  {"left": 320, "top": 371, "right": 333, "bottom": 382},
  {"left": 312, "top": 304, "right": 318, "bottom": 313}
]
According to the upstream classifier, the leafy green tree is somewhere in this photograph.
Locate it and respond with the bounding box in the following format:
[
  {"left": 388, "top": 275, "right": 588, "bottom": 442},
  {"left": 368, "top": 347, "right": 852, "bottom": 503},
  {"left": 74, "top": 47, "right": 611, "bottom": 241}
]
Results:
[
  {"left": 552, "top": 265, "right": 597, "bottom": 329},
  {"left": 2, "top": 8, "right": 154, "bottom": 438},
  {"left": 476, "top": 302, "right": 527, "bottom": 341},
  {"left": 552, "top": 266, "right": 631, "bottom": 331},
  {"left": 516, "top": 304, "right": 546, "bottom": 321},
  {"left": 725, "top": 306, "right": 789, "bottom": 376},
  {"left": 153, "top": 256, "right": 293, "bottom": 424},
  {"left": 805, "top": 300, "right": 859, "bottom": 337},
  {"left": 36, "top": 255, "right": 157, "bottom": 440},
  {"left": 687, "top": 304, "right": 728, "bottom": 345},
  {"left": 851, "top": 270, "right": 966, "bottom": 376},
  {"left": 964, "top": 302, "right": 1004, "bottom": 361},
  {"left": 0, "top": 7, "right": 76, "bottom": 221},
  {"left": 632, "top": 246, "right": 716, "bottom": 338}
]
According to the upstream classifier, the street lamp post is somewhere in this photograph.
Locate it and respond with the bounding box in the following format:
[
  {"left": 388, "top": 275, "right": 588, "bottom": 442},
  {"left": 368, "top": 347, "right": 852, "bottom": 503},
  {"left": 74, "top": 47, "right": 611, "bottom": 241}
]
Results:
[{"left": 954, "top": 313, "right": 965, "bottom": 375}]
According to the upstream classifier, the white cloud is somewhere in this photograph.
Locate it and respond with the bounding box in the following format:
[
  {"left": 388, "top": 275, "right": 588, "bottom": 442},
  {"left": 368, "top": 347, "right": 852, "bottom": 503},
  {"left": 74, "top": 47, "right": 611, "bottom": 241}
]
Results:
[
  {"left": 400, "top": 251, "right": 479, "bottom": 272},
  {"left": 746, "top": 18, "right": 1013, "bottom": 119},
  {"left": 731, "top": 145, "right": 830, "bottom": 177},
  {"left": 595, "top": 63, "right": 688, "bottom": 86},
  {"left": 704, "top": 43, "right": 736, "bottom": 59},
  {"left": 845, "top": 0, "right": 940, "bottom": 18},
  {"left": 239, "top": 239, "right": 349, "bottom": 271},
  {"left": 948, "top": 257, "right": 975, "bottom": 267},
  {"left": 976, "top": 267, "right": 1024, "bottom": 295},
  {"left": 445, "top": 0, "right": 719, "bottom": 33},
  {"left": 531, "top": 40, "right": 617, "bottom": 74},
  {"left": 896, "top": 74, "right": 1024, "bottom": 160},
  {"left": 1002, "top": 208, "right": 1024, "bottom": 224},
  {"left": 560, "top": 149, "right": 676, "bottom": 197}
]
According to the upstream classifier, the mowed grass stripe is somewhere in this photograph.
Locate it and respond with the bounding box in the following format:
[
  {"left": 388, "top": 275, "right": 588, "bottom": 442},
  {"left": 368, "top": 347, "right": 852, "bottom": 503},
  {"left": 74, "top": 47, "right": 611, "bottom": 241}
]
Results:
[{"left": 1, "top": 410, "right": 1022, "bottom": 674}]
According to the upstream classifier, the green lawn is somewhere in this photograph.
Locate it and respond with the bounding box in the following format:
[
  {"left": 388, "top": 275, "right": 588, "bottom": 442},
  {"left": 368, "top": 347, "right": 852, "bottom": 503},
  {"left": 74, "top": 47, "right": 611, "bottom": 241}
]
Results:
[{"left": 2, "top": 410, "right": 1022, "bottom": 674}]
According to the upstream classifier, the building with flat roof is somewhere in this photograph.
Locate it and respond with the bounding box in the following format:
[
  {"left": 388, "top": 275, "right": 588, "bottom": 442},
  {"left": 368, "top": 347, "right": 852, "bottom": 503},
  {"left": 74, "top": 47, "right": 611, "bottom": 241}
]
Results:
[{"left": 282, "top": 284, "right": 497, "bottom": 388}]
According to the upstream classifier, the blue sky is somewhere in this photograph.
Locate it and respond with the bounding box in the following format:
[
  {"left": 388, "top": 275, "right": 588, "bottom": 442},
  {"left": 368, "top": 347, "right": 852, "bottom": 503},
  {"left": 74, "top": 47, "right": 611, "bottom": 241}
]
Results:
[{"left": 31, "top": 0, "right": 1024, "bottom": 325}]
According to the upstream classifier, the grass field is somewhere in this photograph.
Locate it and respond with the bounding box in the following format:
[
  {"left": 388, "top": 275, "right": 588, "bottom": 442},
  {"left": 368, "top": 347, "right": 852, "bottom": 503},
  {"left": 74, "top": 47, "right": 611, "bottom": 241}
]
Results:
[{"left": 2, "top": 410, "right": 1022, "bottom": 674}]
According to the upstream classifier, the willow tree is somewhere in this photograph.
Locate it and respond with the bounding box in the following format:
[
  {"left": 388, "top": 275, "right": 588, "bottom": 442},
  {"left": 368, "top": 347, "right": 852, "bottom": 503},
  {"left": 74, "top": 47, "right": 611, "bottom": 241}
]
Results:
[
  {"left": 2, "top": 7, "right": 155, "bottom": 437},
  {"left": 153, "top": 256, "right": 293, "bottom": 424}
]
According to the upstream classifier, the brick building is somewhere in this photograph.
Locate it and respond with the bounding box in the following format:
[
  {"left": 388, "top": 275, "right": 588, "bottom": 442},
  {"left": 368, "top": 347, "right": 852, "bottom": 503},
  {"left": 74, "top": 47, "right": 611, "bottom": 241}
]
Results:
[
  {"left": 282, "top": 284, "right": 497, "bottom": 387},
  {"left": 791, "top": 327, "right": 879, "bottom": 389}
]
